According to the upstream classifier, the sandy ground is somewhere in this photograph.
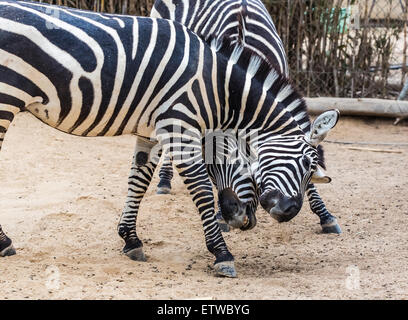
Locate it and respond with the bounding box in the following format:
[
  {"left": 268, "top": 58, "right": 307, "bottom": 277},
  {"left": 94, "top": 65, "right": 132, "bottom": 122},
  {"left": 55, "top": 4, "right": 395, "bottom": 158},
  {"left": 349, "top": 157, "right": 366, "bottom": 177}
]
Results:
[{"left": 0, "top": 113, "right": 407, "bottom": 300}]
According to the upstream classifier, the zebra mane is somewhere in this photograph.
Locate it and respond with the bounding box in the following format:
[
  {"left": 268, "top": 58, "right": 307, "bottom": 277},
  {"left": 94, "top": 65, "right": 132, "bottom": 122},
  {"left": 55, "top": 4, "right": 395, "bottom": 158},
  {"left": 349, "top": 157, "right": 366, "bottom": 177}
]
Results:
[
  {"left": 208, "top": 35, "right": 311, "bottom": 134},
  {"left": 207, "top": 35, "right": 328, "bottom": 169}
]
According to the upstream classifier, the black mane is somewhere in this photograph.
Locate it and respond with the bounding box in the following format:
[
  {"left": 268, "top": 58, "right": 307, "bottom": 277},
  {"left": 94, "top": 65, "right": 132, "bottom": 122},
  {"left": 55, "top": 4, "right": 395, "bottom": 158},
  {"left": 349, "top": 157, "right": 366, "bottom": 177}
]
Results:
[{"left": 207, "top": 34, "right": 311, "bottom": 133}]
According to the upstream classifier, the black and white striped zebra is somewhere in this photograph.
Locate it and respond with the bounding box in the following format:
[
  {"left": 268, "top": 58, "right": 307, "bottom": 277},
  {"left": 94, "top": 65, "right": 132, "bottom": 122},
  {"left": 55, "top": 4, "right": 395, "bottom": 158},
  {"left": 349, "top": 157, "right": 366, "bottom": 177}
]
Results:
[
  {"left": 150, "top": 0, "right": 341, "bottom": 234},
  {"left": 0, "top": 1, "right": 339, "bottom": 277},
  {"left": 151, "top": 0, "right": 288, "bottom": 196}
]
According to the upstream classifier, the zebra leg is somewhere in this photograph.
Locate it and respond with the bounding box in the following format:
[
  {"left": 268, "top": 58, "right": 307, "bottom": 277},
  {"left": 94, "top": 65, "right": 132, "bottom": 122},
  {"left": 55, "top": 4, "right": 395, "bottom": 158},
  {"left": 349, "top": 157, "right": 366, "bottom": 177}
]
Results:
[
  {"left": 174, "top": 162, "right": 236, "bottom": 277},
  {"left": 162, "top": 136, "right": 236, "bottom": 278},
  {"left": 307, "top": 183, "right": 342, "bottom": 234},
  {"left": 117, "top": 137, "right": 161, "bottom": 262},
  {"left": 156, "top": 154, "right": 173, "bottom": 194},
  {"left": 0, "top": 104, "right": 20, "bottom": 257}
]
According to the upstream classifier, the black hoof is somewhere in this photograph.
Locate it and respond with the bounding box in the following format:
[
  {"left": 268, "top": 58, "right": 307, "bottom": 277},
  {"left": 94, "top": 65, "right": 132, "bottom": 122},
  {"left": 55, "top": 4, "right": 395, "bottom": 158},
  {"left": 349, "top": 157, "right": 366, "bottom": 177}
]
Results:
[
  {"left": 0, "top": 238, "right": 16, "bottom": 257},
  {"left": 322, "top": 223, "right": 342, "bottom": 234},
  {"left": 214, "top": 261, "right": 237, "bottom": 278},
  {"left": 124, "top": 247, "right": 146, "bottom": 262},
  {"left": 157, "top": 179, "right": 171, "bottom": 195},
  {"left": 156, "top": 187, "right": 171, "bottom": 195},
  {"left": 122, "top": 237, "right": 146, "bottom": 261},
  {"left": 321, "top": 217, "right": 342, "bottom": 234}
]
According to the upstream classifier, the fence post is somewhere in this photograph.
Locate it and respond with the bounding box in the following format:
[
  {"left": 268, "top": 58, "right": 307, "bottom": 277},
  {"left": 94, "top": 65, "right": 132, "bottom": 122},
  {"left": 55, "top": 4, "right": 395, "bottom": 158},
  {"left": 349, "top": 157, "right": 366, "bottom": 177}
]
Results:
[{"left": 398, "top": 77, "right": 408, "bottom": 101}]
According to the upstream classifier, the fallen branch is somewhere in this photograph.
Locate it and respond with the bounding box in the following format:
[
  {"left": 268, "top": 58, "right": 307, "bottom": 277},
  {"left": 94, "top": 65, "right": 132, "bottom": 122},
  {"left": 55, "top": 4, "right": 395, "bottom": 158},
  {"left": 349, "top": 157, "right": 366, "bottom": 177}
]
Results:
[
  {"left": 305, "top": 97, "right": 408, "bottom": 121},
  {"left": 347, "top": 147, "right": 403, "bottom": 154}
]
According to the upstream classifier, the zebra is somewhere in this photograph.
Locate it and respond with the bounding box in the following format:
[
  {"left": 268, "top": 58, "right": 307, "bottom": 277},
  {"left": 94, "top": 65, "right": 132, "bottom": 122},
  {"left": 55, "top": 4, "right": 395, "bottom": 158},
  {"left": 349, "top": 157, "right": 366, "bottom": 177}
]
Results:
[
  {"left": 149, "top": 0, "right": 342, "bottom": 234},
  {"left": 0, "top": 0, "right": 339, "bottom": 277}
]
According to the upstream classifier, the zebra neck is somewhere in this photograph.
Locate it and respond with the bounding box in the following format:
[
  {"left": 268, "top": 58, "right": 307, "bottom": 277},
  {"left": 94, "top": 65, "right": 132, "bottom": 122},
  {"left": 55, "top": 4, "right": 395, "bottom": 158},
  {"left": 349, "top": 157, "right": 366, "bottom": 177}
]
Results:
[{"left": 216, "top": 53, "right": 306, "bottom": 138}]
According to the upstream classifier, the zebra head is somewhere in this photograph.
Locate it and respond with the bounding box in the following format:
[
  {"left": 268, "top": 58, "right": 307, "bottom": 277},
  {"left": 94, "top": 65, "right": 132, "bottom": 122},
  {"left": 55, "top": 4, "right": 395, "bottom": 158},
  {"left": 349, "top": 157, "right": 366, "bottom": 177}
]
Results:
[
  {"left": 204, "top": 130, "right": 257, "bottom": 230},
  {"left": 251, "top": 110, "right": 339, "bottom": 222}
]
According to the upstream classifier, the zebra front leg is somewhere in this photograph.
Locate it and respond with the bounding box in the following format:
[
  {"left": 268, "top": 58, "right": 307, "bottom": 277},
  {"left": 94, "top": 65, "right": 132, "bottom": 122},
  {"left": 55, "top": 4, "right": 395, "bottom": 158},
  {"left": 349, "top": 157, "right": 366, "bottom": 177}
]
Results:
[
  {"left": 307, "top": 183, "right": 342, "bottom": 234},
  {"left": 0, "top": 139, "right": 15, "bottom": 257},
  {"left": 156, "top": 154, "right": 173, "bottom": 194},
  {"left": 117, "top": 137, "right": 160, "bottom": 261},
  {"left": 164, "top": 138, "right": 236, "bottom": 278},
  {"left": 175, "top": 162, "right": 236, "bottom": 277},
  {"left": 0, "top": 104, "right": 20, "bottom": 257}
]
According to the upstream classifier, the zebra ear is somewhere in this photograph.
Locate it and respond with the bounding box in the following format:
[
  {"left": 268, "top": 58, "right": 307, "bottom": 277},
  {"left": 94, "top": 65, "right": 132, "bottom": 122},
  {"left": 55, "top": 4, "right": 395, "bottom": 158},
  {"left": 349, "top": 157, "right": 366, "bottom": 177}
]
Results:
[
  {"left": 311, "top": 165, "right": 332, "bottom": 184},
  {"left": 307, "top": 109, "right": 340, "bottom": 147}
]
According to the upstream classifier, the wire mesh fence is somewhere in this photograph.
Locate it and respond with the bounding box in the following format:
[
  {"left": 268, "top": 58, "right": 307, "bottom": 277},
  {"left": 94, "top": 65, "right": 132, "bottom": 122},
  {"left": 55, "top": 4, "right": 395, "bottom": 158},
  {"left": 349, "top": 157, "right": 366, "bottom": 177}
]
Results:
[
  {"left": 265, "top": 0, "right": 407, "bottom": 99},
  {"left": 36, "top": 0, "right": 154, "bottom": 15},
  {"left": 35, "top": 0, "right": 407, "bottom": 99}
]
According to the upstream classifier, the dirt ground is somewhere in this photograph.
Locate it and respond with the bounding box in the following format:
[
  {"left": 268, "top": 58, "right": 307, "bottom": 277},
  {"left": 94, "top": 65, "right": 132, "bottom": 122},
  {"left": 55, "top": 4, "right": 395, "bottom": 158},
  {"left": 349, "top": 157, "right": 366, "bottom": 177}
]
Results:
[{"left": 0, "top": 113, "right": 407, "bottom": 300}]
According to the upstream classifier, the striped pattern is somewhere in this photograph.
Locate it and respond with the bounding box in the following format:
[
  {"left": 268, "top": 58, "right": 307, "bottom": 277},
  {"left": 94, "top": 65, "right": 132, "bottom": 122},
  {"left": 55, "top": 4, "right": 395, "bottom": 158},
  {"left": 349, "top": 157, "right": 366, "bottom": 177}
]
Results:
[
  {"left": 150, "top": 0, "right": 340, "bottom": 232},
  {"left": 253, "top": 136, "right": 318, "bottom": 200},
  {"left": 152, "top": 0, "right": 288, "bottom": 75},
  {"left": 0, "top": 1, "right": 338, "bottom": 275},
  {"left": 150, "top": 0, "right": 287, "bottom": 222},
  {"left": 0, "top": 0, "right": 238, "bottom": 266}
]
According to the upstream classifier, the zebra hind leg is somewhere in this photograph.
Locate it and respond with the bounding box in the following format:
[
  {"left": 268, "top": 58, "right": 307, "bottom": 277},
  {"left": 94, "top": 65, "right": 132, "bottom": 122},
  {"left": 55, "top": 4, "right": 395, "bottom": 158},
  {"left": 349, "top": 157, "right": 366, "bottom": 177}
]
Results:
[
  {"left": 0, "top": 104, "right": 20, "bottom": 257},
  {"left": 156, "top": 154, "right": 173, "bottom": 194},
  {"left": 307, "top": 184, "right": 342, "bottom": 234},
  {"left": 118, "top": 137, "right": 161, "bottom": 261}
]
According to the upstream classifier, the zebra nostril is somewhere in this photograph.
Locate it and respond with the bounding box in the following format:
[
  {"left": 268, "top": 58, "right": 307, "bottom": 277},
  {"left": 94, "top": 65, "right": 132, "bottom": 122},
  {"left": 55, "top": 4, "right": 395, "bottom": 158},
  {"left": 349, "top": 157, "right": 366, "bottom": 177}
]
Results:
[
  {"left": 259, "top": 197, "right": 268, "bottom": 210},
  {"left": 285, "top": 204, "right": 300, "bottom": 215},
  {"left": 261, "top": 198, "right": 276, "bottom": 211},
  {"left": 224, "top": 199, "right": 239, "bottom": 214}
]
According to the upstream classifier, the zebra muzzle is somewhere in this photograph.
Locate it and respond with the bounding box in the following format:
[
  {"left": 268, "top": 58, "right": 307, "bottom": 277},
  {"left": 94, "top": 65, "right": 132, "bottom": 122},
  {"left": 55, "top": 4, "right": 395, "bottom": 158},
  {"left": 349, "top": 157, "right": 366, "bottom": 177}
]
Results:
[
  {"left": 218, "top": 188, "right": 248, "bottom": 229},
  {"left": 260, "top": 189, "right": 301, "bottom": 222}
]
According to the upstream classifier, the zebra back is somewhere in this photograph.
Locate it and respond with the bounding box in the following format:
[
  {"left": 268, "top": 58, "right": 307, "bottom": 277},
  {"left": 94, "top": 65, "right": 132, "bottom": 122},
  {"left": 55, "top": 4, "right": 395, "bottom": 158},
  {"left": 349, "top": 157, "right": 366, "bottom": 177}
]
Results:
[{"left": 151, "top": 0, "right": 288, "bottom": 76}]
